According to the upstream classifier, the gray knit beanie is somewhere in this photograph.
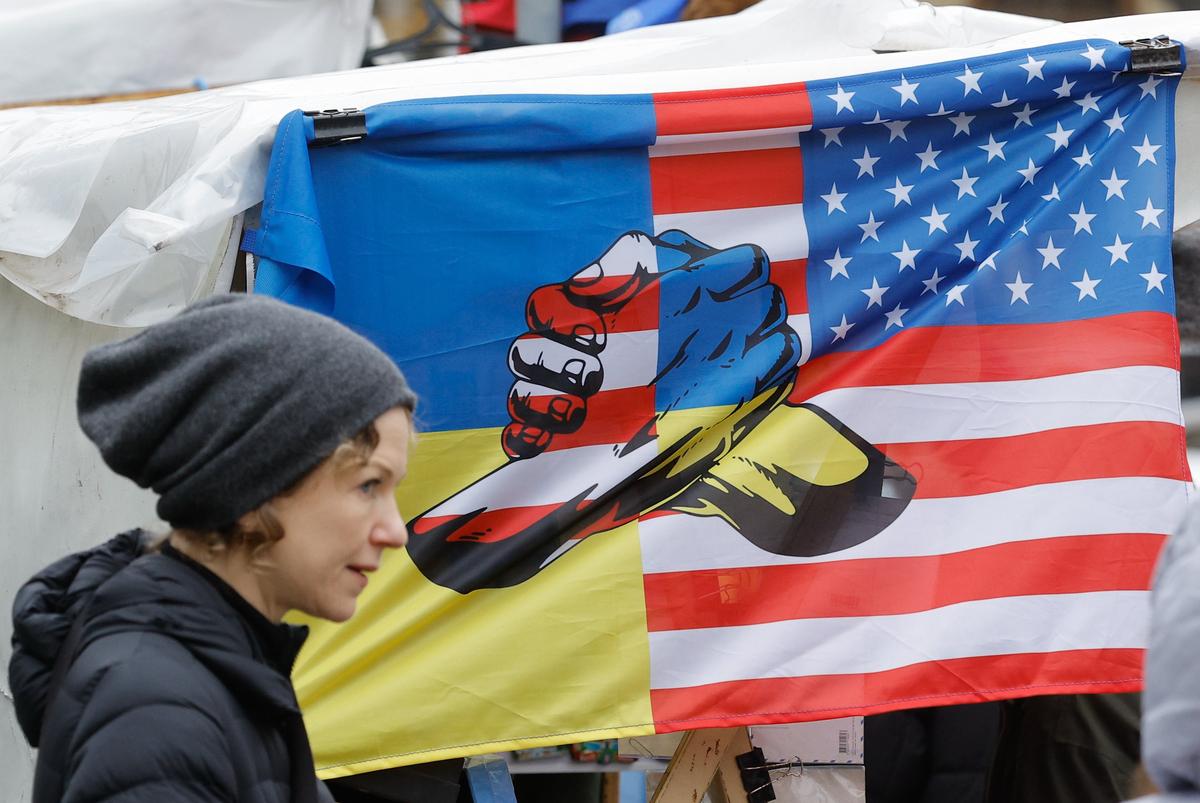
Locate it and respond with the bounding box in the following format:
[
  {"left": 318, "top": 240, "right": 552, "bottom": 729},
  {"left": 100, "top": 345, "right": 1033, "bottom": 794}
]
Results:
[{"left": 77, "top": 294, "right": 416, "bottom": 530}]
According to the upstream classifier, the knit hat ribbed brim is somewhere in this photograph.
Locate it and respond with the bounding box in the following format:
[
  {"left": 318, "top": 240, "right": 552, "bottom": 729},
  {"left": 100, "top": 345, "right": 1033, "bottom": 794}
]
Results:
[{"left": 77, "top": 294, "right": 416, "bottom": 530}]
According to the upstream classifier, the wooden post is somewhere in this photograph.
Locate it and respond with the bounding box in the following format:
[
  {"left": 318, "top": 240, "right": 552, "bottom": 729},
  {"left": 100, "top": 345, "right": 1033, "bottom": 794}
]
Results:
[{"left": 650, "top": 728, "right": 752, "bottom": 803}]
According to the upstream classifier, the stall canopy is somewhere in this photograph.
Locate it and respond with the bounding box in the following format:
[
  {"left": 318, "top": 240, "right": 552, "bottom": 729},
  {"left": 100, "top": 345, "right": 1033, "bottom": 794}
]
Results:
[
  {"left": 245, "top": 32, "right": 1191, "bottom": 776},
  {"left": 2, "top": 0, "right": 1198, "bottom": 326},
  {"left": 0, "top": 0, "right": 375, "bottom": 106}
]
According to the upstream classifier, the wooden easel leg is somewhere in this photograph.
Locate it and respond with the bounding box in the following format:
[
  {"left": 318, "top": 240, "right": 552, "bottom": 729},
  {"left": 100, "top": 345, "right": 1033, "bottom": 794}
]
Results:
[{"left": 650, "top": 728, "right": 753, "bottom": 803}]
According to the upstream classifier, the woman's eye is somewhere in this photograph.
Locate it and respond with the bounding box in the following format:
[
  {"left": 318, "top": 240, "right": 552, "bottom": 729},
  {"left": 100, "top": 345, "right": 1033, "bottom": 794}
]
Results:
[{"left": 359, "top": 479, "right": 381, "bottom": 495}]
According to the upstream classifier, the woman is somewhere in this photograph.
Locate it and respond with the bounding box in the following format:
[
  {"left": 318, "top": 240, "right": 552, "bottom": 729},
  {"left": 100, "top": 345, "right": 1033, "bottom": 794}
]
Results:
[{"left": 9, "top": 294, "right": 417, "bottom": 802}]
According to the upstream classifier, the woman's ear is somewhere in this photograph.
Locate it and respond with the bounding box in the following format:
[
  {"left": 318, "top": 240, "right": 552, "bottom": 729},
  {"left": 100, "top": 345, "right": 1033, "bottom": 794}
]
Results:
[{"left": 236, "top": 508, "right": 268, "bottom": 540}]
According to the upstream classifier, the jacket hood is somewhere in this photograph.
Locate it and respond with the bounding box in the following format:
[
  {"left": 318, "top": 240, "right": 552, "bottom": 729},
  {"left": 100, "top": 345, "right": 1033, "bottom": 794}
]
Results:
[
  {"left": 10, "top": 532, "right": 306, "bottom": 748},
  {"left": 9, "top": 530, "right": 145, "bottom": 746},
  {"left": 1143, "top": 501, "right": 1200, "bottom": 796}
]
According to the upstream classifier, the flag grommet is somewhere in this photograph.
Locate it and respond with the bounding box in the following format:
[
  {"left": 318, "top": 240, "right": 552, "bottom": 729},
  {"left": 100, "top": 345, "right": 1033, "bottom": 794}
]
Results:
[
  {"left": 1120, "top": 36, "right": 1184, "bottom": 74},
  {"left": 304, "top": 108, "right": 368, "bottom": 147}
]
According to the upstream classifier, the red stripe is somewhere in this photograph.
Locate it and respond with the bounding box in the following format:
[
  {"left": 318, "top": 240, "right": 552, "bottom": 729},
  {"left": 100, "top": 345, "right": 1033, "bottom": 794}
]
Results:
[
  {"left": 770, "top": 258, "right": 807, "bottom": 315},
  {"left": 650, "top": 648, "right": 1144, "bottom": 730},
  {"left": 649, "top": 148, "right": 804, "bottom": 214},
  {"left": 412, "top": 502, "right": 575, "bottom": 544},
  {"left": 791, "top": 312, "right": 1180, "bottom": 401},
  {"left": 545, "top": 386, "right": 656, "bottom": 452},
  {"left": 882, "top": 421, "right": 1188, "bottom": 499},
  {"left": 654, "top": 83, "right": 813, "bottom": 136},
  {"left": 643, "top": 533, "right": 1164, "bottom": 632}
]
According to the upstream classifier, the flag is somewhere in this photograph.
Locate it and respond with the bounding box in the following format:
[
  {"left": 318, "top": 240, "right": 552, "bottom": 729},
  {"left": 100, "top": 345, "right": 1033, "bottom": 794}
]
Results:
[{"left": 246, "top": 39, "right": 1188, "bottom": 777}]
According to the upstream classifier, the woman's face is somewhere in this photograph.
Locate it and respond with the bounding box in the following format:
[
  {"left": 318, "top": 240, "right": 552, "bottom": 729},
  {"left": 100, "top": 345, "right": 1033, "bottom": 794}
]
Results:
[{"left": 260, "top": 407, "right": 412, "bottom": 622}]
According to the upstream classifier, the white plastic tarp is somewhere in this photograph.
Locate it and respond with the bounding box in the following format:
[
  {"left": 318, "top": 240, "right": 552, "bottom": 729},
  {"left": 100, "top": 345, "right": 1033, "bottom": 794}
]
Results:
[
  {"left": 0, "top": 0, "right": 374, "bottom": 105},
  {"left": 0, "top": 0, "right": 1197, "bottom": 326}
]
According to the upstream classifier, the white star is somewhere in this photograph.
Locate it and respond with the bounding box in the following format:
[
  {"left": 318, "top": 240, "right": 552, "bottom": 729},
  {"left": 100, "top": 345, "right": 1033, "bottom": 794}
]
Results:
[
  {"left": 949, "top": 111, "right": 975, "bottom": 136},
  {"left": 986, "top": 196, "right": 1009, "bottom": 224},
  {"left": 978, "top": 133, "right": 1007, "bottom": 162},
  {"left": 1133, "top": 135, "right": 1162, "bottom": 165},
  {"left": 922, "top": 268, "right": 945, "bottom": 295},
  {"left": 858, "top": 211, "right": 884, "bottom": 243},
  {"left": 978, "top": 251, "right": 1000, "bottom": 271},
  {"left": 954, "top": 231, "right": 980, "bottom": 262},
  {"left": 1041, "top": 183, "right": 1061, "bottom": 202},
  {"left": 1015, "top": 219, "right": 1030, "bottom": 238},
  {"left": 865, "top": 112, "right": 888, "bottom": 126},
  {"left": 1074, "top": 92, "right": 1101, "bottom": 115},
  {"left": 1136, "top": 198, "right": 1165, "bottom": 229},
  {"left": 916, "top": 142, "right": 942, "bottom": 172},
  {"left": 1020, "top": 54, "right": 1047, "bottom": 82},
  {"left": 1069, "top": 203, "right": 1096, "bottom": 234},
  {"left": 892, "top": 240, "right": 920, "bottom": 271},
  {"left": 821, "top": 183, "right": 848, "bottom": 214},
  {"left": 1037, "top": 236, "right": 1065, "bottom": 269},
  {"left": 1081, "top": 43, "right": 1107, "bottom": 70},
  {"left": 885, "top": 177, "right": 914, "bottom": 207},
  {"left": 921, "top": 205, "right": 950, "bottom": 234},
  {"left": 945, "top": 284, "right": 968, "bottom": 306},
  {"left": 1006, "top": 272, "right": 1033, "bottom": 304},
  {"left": 884, "top": 303, "right": 909, "bottom": 330},
  {"left": 830, "top": 314, "right": 855, "bottom": 342},
  {"left": 1141, "top": 262, "right": 1167, "bottom": 293},
  {"left": 884, "top": 119, "right": 910, "bottom": 142},
  {"left": 1072, "top": 145, "right": 1095, "bottom": 169},
  {"left": 1017, "top": 158, "right": 1042, "bottom": 186},
  {"left": 821, "top": 127, "right": 844, "bottom": 147},
  {"left": 1101, "top": 169, "right": 1128, "bottom": 200},
  {"left": 1046, "top": 122, "right": 1074, "bottom": 150},
  {"left": 991, "top": 91, "right": 1018, "bottom": 108},
  {"left": 952, "top": 167, "right": 980, "bottom": 199},
  {"left": 1139, "top": 75, "right": 1162, "bottom": 99},
  {"left": 861, "top": 277, "right": 888, "bottom": 308},
  {"left": 1103, "top": 108, "right": 1128, "bottom": 135},
  {"left": 1072, "top": 270, "right": 1101, "bottom": 300},
  {"left": 1104, "top": 234, "right": 1131, "bottom": 265},
  {"left": 825, "top": 248, "right": 852, "bottom": 279},
  {"left": 829, "top": 83, "right": 855, "bottom": 113},
  {"left": 854, "top": 147, "right": 880, "bottom": 178},
  {"left": 930, "top": 102, "right": 954, "bottom": 116},
  {"left": 1053, "top": 76, "right": 1076, "bottom": 99},
  {"left": 1012, "top": 103, "right": 1036, "bottom": 128},
  {"left": 892, "top": 75, "right": 920, "bottom": 105},
  {"left": 957, "top": 64, "right": 984, "bottom": 95}
]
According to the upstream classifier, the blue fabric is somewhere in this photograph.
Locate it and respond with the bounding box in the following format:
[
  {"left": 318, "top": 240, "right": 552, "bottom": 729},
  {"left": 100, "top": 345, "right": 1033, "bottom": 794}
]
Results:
[
  {"left": 799, "top": 40, "right": 1179, "bottom": 360},
  {"left": 605, "top": 0, "right": 688, "bottom": 35},
  {"left": 248, "top": 94, "right": 656, "bottom": 432}
]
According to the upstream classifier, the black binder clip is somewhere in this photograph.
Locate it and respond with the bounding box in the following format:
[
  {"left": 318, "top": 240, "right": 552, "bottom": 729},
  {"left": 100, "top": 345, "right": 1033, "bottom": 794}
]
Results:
[
  {"left": 736, "top": 748, "right": 778, "bottom": 802},
  {"left": 304, "top": 108, "right": 368, "bottom": 148},
  {"left": 1120, "top": 36, "right": 1184, "bottom": 75}
]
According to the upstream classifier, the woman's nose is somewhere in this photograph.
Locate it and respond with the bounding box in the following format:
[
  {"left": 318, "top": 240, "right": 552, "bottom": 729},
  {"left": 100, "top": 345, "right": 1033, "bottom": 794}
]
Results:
[{"left": 372, "top": 493, "right": 409, "bottom": 549}]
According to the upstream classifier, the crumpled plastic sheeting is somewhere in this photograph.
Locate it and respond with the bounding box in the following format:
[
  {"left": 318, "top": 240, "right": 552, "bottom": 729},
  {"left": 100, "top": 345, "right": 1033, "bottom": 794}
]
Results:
[
  {"left": 0, "top": 0, "right": 375, "bottom": 106},
  {"left": 0, "top": 0, "right": 1196, "bottom": 325}
]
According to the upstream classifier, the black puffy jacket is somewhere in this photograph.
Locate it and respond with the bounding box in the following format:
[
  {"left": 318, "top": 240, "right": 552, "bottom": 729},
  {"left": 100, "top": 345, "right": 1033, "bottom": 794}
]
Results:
[{"left": 9, "top": 531, "right": 330, "bottom": 803}]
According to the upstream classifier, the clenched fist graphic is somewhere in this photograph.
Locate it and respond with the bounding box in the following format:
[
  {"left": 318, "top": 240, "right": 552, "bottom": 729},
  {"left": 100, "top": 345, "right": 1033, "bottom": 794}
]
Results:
[{"left": 408, "top": 231, "right": 916, "bottom": 594}]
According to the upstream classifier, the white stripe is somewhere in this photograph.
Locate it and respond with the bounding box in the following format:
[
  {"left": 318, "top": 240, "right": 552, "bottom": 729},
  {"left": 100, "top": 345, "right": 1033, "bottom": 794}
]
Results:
[
  {"left": 650, "top": 128, "right": 806, "bottom": 157},
  {"left": 787, "top": 312, "right": 811, "bottom": 366},
  {"left": 807, "top": 365, "right": 1183, "bottom": 444},
  {"left": 654, "top": 204, "right": 807, "bottom": 262},
  {"left": 639, "top": 476, "right": 1190, "bottom": 574},
  {"left": 512, "top": 330, "right": 659, "bottom": 392},
  {"left": 423, "top": 439, "right": 660, "bottom": 516},
  {"left": 599, "top": 330, "right": 659, "bottom": 390},
  {"left": 648, "top": 590, "right": 1149, "bottom": 689}
]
